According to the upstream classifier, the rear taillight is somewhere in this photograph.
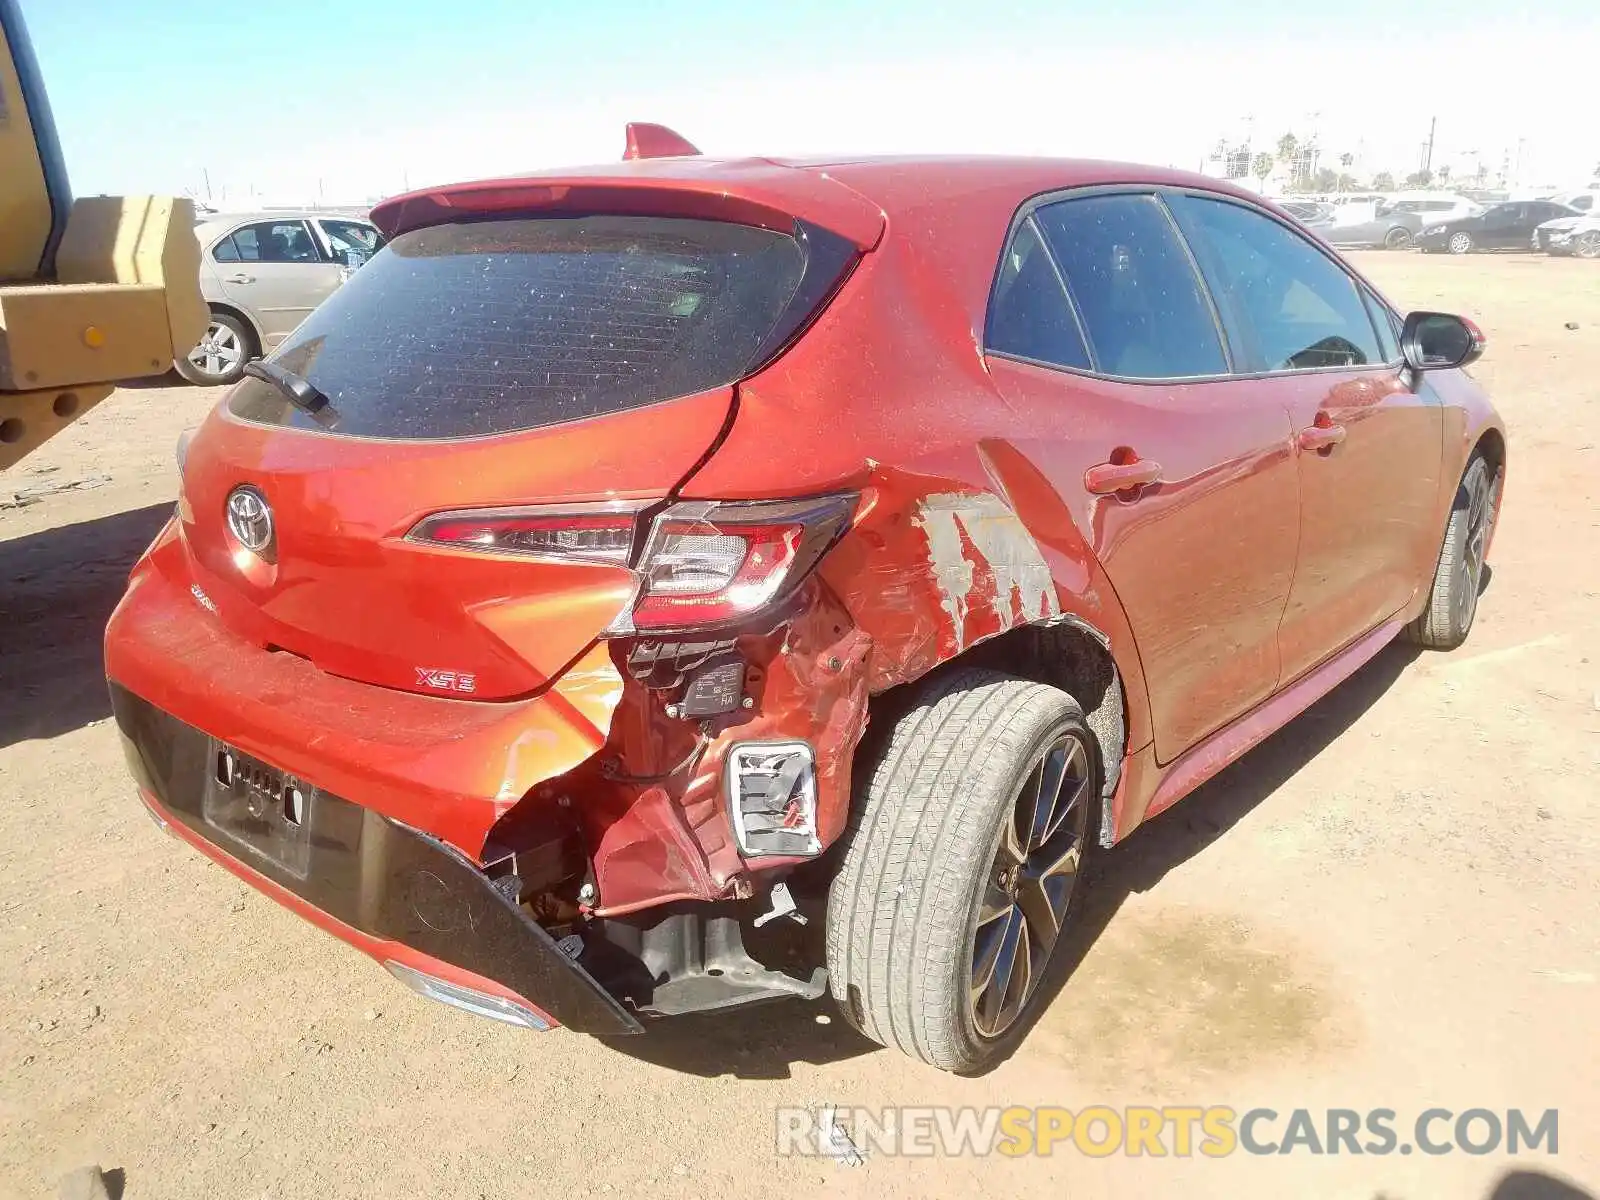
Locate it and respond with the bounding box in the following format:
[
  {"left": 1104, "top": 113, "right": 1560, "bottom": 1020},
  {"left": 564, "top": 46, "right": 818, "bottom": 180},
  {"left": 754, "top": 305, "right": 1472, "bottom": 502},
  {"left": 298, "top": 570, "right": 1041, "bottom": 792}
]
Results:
[
  {"left": 408, "top": 504, "right": 643, "bottom": 568},
  {"left": 406, "top": 494, "right": 856, "bottom": 632}
]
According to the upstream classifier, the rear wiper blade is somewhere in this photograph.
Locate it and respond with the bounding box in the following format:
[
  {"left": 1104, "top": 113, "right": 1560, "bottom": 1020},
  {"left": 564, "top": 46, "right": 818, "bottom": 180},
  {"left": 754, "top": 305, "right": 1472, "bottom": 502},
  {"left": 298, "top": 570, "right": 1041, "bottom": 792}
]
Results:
[{"left": 242, "top": 360, "right": 340, "bottom": 429}]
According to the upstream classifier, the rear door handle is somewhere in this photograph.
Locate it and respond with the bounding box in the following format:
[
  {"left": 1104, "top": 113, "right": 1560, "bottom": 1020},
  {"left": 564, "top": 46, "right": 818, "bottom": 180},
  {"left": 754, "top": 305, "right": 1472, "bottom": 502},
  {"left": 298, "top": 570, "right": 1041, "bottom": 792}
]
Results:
[
  {"left": 1298, "top": 418, "right": 1347, "bottom": 453},
  {"left": 1085, "top": 456, "right": 1163, "bottom": 495},
  {"left": 225, "top": 273, "right": 255, "bottom": 285}
]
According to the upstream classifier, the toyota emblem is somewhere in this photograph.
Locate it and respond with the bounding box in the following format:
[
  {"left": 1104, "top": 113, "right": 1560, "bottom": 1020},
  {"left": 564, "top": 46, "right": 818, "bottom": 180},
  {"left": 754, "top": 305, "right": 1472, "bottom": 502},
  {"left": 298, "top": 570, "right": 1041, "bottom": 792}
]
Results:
[{"left": 225, "top": 486, "right": 274, "bottom": 554}]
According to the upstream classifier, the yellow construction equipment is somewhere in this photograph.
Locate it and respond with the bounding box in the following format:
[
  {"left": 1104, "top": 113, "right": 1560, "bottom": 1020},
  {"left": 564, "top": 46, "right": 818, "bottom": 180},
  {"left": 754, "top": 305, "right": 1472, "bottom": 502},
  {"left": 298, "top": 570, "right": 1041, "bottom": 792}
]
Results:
[{"left": 1, "top": 0, "right": 206, "bottom": 471}]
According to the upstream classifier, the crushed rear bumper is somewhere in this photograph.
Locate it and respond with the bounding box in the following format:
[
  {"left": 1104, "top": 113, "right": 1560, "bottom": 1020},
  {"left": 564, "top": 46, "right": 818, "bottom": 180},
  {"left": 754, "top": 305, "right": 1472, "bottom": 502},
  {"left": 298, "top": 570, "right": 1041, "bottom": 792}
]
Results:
[{"left": 111, "top": 684, "right": 642, "bottom": 1036}]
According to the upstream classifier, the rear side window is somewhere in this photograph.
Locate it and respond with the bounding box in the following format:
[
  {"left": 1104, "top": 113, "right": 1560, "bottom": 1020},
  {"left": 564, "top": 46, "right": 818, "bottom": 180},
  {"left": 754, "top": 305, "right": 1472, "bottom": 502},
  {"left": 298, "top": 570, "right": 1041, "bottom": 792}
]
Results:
[
  {"left": 1032, "top": 195, "right": 1228, "bottom": 380},
  {"left": 226, "top": 220, "right": 322, "bottom": 264},
  {"left": 229, "top": 216, "right": 807, "bottom": 439},
  {"left": 1174, "top": 196, "right": 1383, "bottom": 372},
  {"left": 985, "top": 219, "right": 1092, "bottom": 370}
]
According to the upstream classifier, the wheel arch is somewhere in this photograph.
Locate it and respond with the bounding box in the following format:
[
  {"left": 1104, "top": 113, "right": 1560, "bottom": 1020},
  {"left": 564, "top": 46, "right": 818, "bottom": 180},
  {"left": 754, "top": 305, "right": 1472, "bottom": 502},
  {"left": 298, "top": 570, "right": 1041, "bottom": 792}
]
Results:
[
  {"left": 893, "top": 617, "right": 1129, "bottom": 848},
  {"left": 1472, "top": 424, "right": 1506, "bottom": 476},
  {"left": 204, "top": 300, "right": 263, "bottom": 358},
  {"left": 827, "top": 467, "right": 1151, "bottom": 849}
]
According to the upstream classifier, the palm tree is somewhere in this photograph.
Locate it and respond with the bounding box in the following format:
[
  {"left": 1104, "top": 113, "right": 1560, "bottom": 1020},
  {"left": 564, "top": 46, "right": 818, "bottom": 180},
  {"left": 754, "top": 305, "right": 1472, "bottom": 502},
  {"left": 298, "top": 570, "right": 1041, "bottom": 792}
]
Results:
[
  {"left": 1277, "top": 134, "right": 1299, "bottom": 184},
  {"left": 1334, "top": 152, "right": 1355, "bottom": 193}
]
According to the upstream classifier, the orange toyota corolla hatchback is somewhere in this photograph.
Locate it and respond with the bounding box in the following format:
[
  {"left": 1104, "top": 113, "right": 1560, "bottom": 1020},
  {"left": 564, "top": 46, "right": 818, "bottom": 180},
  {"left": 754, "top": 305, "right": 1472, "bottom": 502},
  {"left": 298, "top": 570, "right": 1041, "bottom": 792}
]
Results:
[{"left": 107, "top": 127, "right": 1505, "bottom": 1072}]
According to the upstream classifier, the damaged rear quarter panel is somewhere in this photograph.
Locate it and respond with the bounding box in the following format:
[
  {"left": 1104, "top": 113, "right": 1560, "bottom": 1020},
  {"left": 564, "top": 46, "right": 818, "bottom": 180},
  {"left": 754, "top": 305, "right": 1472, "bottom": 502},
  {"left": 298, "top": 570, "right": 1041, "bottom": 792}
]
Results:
[{"left": 513, "top": 173, "right": 1159, "bottom": 911}]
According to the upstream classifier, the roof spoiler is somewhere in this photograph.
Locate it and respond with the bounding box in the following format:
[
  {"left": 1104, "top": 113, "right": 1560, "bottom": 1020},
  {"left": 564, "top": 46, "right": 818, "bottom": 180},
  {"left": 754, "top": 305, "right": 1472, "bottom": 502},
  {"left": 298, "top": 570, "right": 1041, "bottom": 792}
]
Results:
[{"left": 623, "top": 123, "right": 701, "bottom": 161}]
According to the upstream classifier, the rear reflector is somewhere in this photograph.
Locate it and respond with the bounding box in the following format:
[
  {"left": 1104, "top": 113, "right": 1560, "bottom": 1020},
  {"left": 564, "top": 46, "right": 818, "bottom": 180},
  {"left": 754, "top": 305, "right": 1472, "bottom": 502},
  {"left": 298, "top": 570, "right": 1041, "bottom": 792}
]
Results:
[
  {"left": 384, "top": 961, "right": 551, "bottom": 1031},
  {"left": 727, "top": 742, "right": 820, "bottom": 858}
]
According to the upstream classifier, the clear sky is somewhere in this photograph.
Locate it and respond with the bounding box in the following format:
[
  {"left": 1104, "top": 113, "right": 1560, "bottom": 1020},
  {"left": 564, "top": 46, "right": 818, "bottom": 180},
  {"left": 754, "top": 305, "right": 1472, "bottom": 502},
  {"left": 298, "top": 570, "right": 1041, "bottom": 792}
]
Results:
[{"left": 21, "top": 0, "right": 1600, "bottom": 206}]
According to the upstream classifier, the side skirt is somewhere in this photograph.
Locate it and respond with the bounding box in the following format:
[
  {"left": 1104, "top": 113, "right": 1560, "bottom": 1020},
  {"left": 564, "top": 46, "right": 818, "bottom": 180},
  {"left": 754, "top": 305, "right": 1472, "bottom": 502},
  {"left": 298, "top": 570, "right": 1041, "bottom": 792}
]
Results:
[{"left": 1110, "top": 615, "right": 1404, "bottom": 838}]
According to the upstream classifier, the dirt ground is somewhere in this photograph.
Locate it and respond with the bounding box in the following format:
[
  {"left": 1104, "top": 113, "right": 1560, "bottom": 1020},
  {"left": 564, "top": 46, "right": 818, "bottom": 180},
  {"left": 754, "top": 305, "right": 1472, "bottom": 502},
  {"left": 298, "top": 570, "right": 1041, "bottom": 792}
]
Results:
[{"left": 1, "top": 252, "right": 1596, "bottom": 1199}]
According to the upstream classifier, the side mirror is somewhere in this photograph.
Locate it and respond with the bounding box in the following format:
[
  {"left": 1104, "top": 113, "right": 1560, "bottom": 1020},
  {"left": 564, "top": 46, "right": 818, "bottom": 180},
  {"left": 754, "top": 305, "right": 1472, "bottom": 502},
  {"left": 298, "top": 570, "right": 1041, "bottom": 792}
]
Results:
[
  {"left": 343, "top": 249, "right": 367, "bottom": 269},
  {"left": 1400, "top": 311, "right": 1485, "bottom": 371}
]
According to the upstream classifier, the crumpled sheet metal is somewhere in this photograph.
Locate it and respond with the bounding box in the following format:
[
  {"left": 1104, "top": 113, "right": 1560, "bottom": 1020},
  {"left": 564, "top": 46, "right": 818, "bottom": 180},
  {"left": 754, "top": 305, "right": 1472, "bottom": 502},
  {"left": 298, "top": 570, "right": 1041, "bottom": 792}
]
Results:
[{"left": 505, "top": 462, "right": 1135, "bottom": 912}]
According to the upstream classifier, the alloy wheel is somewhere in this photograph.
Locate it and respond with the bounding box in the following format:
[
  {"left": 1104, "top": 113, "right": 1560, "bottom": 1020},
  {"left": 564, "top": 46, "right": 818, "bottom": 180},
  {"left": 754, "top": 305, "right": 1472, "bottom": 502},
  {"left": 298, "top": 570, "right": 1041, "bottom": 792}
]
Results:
[
  {"left": 187, "top": 320, "right": 244, "bottom": 381},
  {"left": 969, "top": 729, "right": 1093, "bottom": 1039},
  {"left": 1385, "top": 227, "right": 1413, "bottom": 250},
  {"left": 1449, "top": 232, "right": 1473, "bottom": 255},
  {"left": 1576, "top": 231, "right": 1600, "bottom": 260}
]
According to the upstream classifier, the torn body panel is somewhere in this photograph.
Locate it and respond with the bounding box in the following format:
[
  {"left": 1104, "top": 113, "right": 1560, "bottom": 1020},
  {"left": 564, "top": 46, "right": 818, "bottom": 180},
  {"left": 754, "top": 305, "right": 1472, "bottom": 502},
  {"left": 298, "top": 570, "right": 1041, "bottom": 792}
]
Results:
[{"left": 498, "top": 462, "right": 1144, "bottom": 917}]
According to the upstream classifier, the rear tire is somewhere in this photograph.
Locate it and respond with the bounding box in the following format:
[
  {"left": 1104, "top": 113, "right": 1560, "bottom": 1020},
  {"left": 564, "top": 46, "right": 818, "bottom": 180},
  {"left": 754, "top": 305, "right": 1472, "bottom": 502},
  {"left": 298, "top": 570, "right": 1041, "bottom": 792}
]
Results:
[
  {"left": 175, "top": 311, "right": 254, "bottom": 386},
  {"left": 825, "top": 669, "right": 1099, "bottom": 1073},
  {"left": 1405, "top": 455, "right": 1501, "bottom": 650},
  {"left": 1384, "top": 226, "right": 1414, "bottom": 250}
]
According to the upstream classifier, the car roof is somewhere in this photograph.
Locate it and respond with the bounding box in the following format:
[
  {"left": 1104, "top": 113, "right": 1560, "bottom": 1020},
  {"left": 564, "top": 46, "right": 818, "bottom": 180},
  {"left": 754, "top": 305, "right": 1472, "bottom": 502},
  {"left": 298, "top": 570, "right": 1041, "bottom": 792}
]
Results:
[
  {"left": 371, "top": 154, "right": 1266, "bottom": 244},
  {"left": 194, "top": 210, "right": 372, "bottom": 236}
]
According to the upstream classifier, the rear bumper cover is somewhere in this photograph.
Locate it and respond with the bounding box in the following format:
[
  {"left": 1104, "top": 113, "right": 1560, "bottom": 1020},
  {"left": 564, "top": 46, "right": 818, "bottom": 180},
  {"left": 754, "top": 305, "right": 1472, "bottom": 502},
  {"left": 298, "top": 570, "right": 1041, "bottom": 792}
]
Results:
[{"left": 111, "top": 684, "right": 641, "bottom": 1035}]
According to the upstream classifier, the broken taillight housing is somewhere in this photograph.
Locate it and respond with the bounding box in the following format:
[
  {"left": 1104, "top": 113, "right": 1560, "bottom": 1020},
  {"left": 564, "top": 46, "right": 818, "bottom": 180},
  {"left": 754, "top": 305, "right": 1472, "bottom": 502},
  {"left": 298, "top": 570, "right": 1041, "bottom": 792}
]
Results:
[{"left": 406, "top": 494, "right": 856, "bottom": 632}]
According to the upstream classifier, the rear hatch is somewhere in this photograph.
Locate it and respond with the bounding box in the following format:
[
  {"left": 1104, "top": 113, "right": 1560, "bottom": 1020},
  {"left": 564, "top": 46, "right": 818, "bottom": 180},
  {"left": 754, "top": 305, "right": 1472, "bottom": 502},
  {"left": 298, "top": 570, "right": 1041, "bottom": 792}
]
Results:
[{"left": 178, "top": 208, "right": 859, "bottom": 699}]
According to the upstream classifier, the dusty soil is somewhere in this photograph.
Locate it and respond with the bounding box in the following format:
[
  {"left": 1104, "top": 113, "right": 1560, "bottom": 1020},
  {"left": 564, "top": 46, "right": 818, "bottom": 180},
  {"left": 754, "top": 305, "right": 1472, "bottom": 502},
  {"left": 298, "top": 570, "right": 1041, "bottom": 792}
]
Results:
[{"left": 2, "top": 253, "right": 1597, "bottom": 1199}]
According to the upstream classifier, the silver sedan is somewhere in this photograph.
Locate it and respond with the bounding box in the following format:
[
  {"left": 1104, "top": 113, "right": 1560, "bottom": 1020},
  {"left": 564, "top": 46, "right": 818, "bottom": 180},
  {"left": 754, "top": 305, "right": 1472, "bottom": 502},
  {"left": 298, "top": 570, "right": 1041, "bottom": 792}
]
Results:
[
  {"left": 178, "top": 211, "right": 384, "bottom": 385},
  {"left": 1304, "top": 205, "right": 1423, "bottom": 250}
]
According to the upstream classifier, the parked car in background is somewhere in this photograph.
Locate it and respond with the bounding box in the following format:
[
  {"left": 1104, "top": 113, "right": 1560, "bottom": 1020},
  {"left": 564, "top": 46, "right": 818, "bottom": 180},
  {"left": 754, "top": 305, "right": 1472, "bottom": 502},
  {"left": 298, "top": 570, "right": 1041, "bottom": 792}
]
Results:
[
  {"left": 1536, "top": 212, "right": 1600, "bottom": 258},
  {"left": 1415, "top": 200, "right": 1577, "bottom": 254},
  {"left": 1543, "top": 189, "right": 1600, "bottom": 215},
  {"left": 178, "top": 212, "right": 386, "bottom": 385},
  {"left": 108, "top": 131, "right": 1507, "bottom": 1074},
  {"left": 1385, "top": 191, "right": 1484, "bottom": 224},
  {"left": 1304, "top": 202, "right": 1423, "bottom": 249},
  {"left": 1280, "top": 200, "right": 1334, "bottom": 223}
]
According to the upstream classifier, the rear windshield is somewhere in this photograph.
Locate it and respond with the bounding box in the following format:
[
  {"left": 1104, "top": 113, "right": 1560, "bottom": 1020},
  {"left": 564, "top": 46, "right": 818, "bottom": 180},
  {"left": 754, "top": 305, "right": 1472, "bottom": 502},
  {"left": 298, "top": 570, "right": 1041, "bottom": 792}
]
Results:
[{"left": 228, "top": 216, "right": 806, "bottom": 439}]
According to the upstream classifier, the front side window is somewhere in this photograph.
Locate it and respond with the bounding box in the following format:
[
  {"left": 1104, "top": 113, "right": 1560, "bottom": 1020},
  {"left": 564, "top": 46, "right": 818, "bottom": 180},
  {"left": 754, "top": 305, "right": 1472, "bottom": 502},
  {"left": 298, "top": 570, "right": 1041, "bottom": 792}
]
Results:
[
  {"left": 320, "top": 219, "right": 385, "bottom": 259},
  {"left": 1031, "top": 195, "right": 1228, "bottom": 380},
  {"left": 1363, "top": 287, "right": 1400, "bottom": 362},
  {"left": 984, "top": 219, "right": 1092, "bottom": 371},
  {"left": 1173, "top": 196, "right": 1384, "bottom": 373}
]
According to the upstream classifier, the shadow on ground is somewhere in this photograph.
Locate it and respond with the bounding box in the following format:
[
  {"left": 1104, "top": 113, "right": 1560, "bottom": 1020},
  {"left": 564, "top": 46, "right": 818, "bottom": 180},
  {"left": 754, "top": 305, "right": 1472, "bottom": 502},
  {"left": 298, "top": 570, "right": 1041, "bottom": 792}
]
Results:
[
  {"left": 0, "top": 503, "right": 171, "bottom": 749},
  {"left": 1481, "top": 1170, "right": 1595, "bottom": 1200},
  {"left": 602, "top": 637, "right": 1424, "bottom": 1079}
]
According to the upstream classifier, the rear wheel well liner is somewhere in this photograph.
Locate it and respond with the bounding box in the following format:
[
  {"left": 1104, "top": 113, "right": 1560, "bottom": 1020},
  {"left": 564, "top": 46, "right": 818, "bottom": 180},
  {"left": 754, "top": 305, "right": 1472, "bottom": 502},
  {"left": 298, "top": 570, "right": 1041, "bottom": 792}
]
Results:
[{"left": 862, "top": 617, "right": 1127, "bottom": 848}]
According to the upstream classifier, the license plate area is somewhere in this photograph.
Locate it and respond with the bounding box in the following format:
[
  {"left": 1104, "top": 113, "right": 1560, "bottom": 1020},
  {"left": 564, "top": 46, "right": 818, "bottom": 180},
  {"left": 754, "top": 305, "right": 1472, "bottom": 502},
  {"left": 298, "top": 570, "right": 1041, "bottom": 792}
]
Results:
[{"left": 202, "top": 744, "right": 313, "bottom": 879}]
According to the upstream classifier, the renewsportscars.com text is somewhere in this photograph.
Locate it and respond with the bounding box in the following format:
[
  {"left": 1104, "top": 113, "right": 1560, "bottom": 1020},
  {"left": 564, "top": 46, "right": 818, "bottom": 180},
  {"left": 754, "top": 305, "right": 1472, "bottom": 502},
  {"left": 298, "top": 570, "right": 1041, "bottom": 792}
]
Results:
[{"left": 776, "top": 1105, "right": 1560, "bottom": 1159}]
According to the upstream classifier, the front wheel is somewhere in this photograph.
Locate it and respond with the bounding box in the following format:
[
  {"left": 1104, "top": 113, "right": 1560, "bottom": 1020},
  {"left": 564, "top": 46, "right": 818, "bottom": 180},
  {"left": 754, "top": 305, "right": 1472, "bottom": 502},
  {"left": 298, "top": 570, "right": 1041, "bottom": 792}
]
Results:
[
  {"left": 1406, "top": 455, "right": 1501, "bottom": 649},
  {"left": 175, "top": 312, "right": 254, "bottom": 386},
  {"left": 1574, "top": 231, "right": 1600, "bottom": 260},
  {"left": 825, "top": 669, "right": 1099, "bottom": 1073},
  {"left": 1384, "top": 226, "right": 1414, "bottom": 250},
  {"left": 1448, "top": 231, "right": 1474, "bottom": 255}
]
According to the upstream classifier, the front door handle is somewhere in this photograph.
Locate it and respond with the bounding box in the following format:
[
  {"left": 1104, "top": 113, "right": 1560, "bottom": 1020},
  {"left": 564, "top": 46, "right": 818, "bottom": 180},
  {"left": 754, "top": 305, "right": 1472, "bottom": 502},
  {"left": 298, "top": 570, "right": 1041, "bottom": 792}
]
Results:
[
  {"left": 1298, "top": 416, "right": 1347, "bottom": 453},
  {"left": 224, "top": 273, "right": 256, "bottom": 285},
  {"left": 1085, "top": 455, "right": 1163, "bottom": 495}
]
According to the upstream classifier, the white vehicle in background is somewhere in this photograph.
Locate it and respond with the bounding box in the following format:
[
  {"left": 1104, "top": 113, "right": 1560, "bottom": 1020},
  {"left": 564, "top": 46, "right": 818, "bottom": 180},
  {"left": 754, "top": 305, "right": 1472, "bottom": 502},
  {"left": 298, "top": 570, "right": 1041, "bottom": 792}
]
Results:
[
  {"left": 1543, "top": 189, "right": 1600, "bottom": 215},
  {"left": 1383, "top": 191, "right": 1485, "bottom": 223},
  {"left": 1535, "top": 211, "right": 1600, "bottom": 258}
]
